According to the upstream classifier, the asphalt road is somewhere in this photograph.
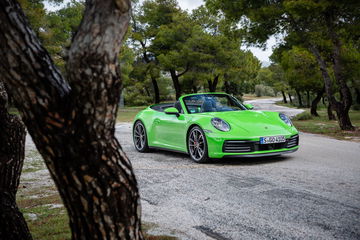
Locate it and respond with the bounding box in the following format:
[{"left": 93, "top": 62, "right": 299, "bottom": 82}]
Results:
[{"left": 115, "top": 98, "right": 360, "bottom": 240}]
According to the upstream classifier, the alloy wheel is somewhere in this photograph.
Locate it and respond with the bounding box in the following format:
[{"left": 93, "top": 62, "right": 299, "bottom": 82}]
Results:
[
  {"left": 134, "top": 122, "right": 146, "bottom": 151},
  {"left": 189, "top": 128, "right": 206, "bottom": 161}
]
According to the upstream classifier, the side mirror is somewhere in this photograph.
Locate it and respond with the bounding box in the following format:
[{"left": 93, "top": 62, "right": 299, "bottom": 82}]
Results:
[
  {"left": 244, "top": 103, "right": 254, "bottom": 110},
  {"left": 164, "top": 107, "right": 180, "bottom": 117}
]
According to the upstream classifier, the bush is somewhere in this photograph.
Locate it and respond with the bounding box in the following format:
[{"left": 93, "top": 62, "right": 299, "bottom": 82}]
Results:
[
  {"left": 293, "top": 111, "right": 313, "bottom": 121},
  {"left": 254, "top": 84, "right": 275, "bottom": 97}
]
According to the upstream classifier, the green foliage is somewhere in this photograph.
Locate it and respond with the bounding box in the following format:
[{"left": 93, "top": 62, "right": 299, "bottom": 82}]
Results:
[
  {"left": 280, "top": 46, "right": 323, "bottom": 93},
  {"left": 129, "top": 0, "right": 261, "bottom": 100},
  {"left": 20, "top": 0, "right": 84, "bottom": 71},
  {"left": 18, "top": 0, "right": 47, "bottom": 36},
  {"left": 254, "top": 84, "right": 275, "bottom": 97},
  {"left": 206, "top": 0, "right": 360, "bottom": 129}
]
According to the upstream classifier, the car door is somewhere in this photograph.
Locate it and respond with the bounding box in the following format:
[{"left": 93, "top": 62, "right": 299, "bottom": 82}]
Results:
[{"left": 153, "top": 108, "right": 187, "bottom": 151}]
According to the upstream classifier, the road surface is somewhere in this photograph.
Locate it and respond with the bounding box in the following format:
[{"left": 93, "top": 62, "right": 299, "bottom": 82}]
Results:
[
  {"left": 244, "top": 97, "right": 304, "bottom": 117},
  {"left": 115, "top": 98, "right": 360, "bottom": 240}
]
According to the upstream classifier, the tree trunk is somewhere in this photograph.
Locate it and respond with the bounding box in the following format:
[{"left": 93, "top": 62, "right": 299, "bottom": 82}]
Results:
[
  {"left": 208, "top": 75, "right": 219, "bottom": 92},
  {"left": 355, "top": 88, "right": 360, "bottom": 105},
  {"left": 327, "top": 102, "right": 336, "bottom": 120},
  {"left": 0, "top": 1, "right": 144, "bottom": 239},
  {"left": 306, "top": 91, "right": 310, "bottom": 108},
  {"left": 144, "top": 86, "right": 151, "bottom": 97},
  {"left": 296, "top": 90, "right": 303, "bottom": 107},
  {"left": 170, "top": 69, "right": 182, "bottom": 100},
  {"left": 151, "top": 76, "right": 160, "bottom": 104},
  {"left": 192, "top": 85, "right": 198, "bottom": 93},
  {"left": 310, "top": 44, "right": 354, "bottom": 130},
  {"left": 0, "top": 82, "right": 32, "bottom": 240},
  {"left": 288, "top": 93, "right": 293, "bottom": 104},
  {"left": 224, "top": 81, "right": 230, "bottom": 94},
  {"left": 329, "top": 21, "right": 353, "bottom": 129},
  {"left": 281, "top": 91, "right": 287, "bottom": 103},
  {"left": 310, "top": 88, "right": 324, "bottom": 117}
]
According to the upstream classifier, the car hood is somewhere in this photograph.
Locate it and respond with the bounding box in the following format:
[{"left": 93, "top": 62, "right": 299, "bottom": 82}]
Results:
[{"left": 200, "top": 110, "right": 292, "bottom": 136}]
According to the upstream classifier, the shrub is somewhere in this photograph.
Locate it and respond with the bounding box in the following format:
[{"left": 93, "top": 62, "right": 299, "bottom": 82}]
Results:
[
  {"left": 254, "top": 84, "right": 275, "bottom": 97},
  {"left": 293, "top": 111, "right": 313, "bottom": 121}
]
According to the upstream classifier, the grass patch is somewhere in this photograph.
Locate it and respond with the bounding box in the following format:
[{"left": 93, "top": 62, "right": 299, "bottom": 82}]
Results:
[
  {"left": 282, "top": 107, "right": 360, "bottom": 140},
  {"left": 22, "top": 149, "right": 45, "bottom": 173},
  {"left": 18, "top": 193, "right": 70, "bottom": 240},
  {"left": 18, "top": 191, "right": 177, "bottom": 240},
  {"left": 117, "top": 106, "right": 146, "bottom": 122}
]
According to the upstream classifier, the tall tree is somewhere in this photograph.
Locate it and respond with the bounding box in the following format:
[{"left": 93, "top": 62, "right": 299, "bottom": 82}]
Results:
[
  {"left": 131, "top": 1, "right": 162, "bottom": 103},
  {"left": 280, "top": 46, "right": 323, "bottom": 112},
  {"left": 206, "top": 0, "right": 360, "bottom": 130},
  {"left": 152, "top": 12, "right": 193, "bottom": 99},
  {"left": 0, "top": 82, "right": 32, "bottom": 240},
  {"left": 0, "top": 0, "right": 144, "bottom": 239},
  {"left": 268, "top": 64, "right": 288, "bottom": 104}
]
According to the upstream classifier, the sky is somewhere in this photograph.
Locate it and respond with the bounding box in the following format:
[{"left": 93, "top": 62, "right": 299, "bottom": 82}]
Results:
[{"left": 44, "top": 0, "right": 276, "bottom": 64}]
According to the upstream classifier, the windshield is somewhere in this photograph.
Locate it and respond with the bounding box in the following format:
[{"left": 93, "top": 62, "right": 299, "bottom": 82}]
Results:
[{"left": 183, "top": 94, "right": 247, "bottom": 114}]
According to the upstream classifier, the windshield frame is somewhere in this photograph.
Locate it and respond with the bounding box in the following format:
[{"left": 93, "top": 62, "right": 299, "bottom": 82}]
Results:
[{"left": 182, "top": 93, "right": 247, "bottom": 114}]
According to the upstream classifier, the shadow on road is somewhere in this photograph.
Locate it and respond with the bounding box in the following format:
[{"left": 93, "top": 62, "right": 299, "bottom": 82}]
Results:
[
  {"left": 208, "top": 155, "right": 293, "bottom": 166},
  {"left": 148, "top": 148, "right": 294, "bottom": 166}
]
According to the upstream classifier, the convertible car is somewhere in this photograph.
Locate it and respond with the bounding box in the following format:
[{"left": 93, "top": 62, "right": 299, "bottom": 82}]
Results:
[{"left": 133, "top": 93, "right": 299, "bottom": 162}]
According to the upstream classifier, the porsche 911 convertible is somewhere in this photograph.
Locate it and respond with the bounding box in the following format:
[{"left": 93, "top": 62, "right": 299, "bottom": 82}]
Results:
[{"left": 132, "top": 93, "right": 299, "bottom": 162}]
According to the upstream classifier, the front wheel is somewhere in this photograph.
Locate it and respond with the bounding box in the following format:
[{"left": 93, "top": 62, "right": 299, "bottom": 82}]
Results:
[
  {"left": 133, "top": 121, "right": 149, "bottom": 152},
  {"left": 188, "top": 126, "right": 209, "bottom": 163}
]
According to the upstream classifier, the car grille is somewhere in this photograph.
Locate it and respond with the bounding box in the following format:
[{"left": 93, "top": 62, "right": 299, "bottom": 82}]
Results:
[
  {"left": 223, "top": 134, "right": 299, "bottom": 153},
  {"left": 286, "top": 134, "right": 299, "bottom": 148},
  {"left": 223, "top": 140, "right": 255, "bottom": 153}
]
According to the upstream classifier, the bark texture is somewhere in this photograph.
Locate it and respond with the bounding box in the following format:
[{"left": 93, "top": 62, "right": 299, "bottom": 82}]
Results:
[
  {"left": 0, "top": 0, "right": 144, "bottom": 239},
  {"left": 0, "top": 82, "right": 32, "bottom": 240}
]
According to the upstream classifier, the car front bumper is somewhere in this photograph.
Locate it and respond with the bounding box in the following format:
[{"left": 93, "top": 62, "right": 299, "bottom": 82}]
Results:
[{"left": 205, "top": 132, "right": 299, "bottom": 158}]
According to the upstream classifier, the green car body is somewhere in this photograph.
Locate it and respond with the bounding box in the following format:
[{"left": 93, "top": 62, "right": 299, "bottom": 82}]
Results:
[{"left": 133, "top": 93, "right": 299, "bottom": 162}]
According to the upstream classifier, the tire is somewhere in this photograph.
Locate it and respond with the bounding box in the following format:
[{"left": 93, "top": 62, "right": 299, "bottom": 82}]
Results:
[
  {"left": 133, "top": 121, "right": 149, "bottom": 152},
  {"left": 187, "top": 126, "right": 209, "bottom": 163}
]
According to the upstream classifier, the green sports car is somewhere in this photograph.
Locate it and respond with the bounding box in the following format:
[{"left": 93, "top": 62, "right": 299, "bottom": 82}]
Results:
[{"left": 132, "top": 93, "right": 299, "bottom": 163}]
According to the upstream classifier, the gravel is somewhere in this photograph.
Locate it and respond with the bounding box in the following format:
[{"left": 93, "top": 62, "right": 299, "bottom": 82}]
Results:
[{"left": 23, "top": 98, "right": 360, "bottom": 239}]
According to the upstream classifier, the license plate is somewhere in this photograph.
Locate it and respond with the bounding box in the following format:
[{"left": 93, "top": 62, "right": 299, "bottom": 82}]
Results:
[{"left": 260, "top": 135, "right": 286, "bottom": 144}]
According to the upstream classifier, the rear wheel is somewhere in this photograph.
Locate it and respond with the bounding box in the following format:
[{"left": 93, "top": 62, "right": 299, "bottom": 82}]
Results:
[
  {"left": 133, "top": 121, "right": 149, "bottom": 152},
  {"left": 188, "top": 126, "right": 209, "bottom": 163}
]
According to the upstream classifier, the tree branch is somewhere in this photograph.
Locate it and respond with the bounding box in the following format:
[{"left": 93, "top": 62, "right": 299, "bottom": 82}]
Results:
[
  {"left": 176, "top": 63, "right": 190, "bottom": 77},
  {"left": 66, "top": 0, "right": 131, "bottom": 135},
  {"left": 0, "top": 0, "right": 70, "bottom": 125}
]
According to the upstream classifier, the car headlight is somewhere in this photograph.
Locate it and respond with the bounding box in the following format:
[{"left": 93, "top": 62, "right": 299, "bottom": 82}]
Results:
[
  {"left": 279, "top": 113, "right": 292, "bottom": 126},
  {"left": 211, "top": 118, "right": 231, "bottom": 132}
]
